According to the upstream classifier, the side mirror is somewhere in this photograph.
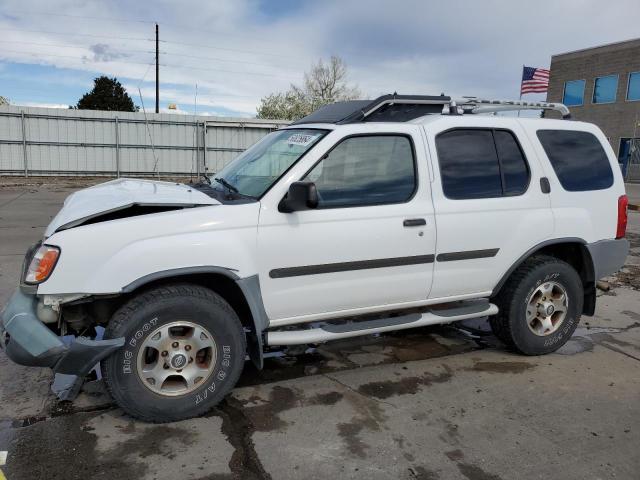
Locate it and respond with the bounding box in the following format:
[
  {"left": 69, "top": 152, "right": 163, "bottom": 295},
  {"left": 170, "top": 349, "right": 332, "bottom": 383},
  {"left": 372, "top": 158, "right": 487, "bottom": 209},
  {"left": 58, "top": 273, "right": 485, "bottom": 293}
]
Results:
[{"left": 278, "top": 181, "right": 319, "bottom": 213}]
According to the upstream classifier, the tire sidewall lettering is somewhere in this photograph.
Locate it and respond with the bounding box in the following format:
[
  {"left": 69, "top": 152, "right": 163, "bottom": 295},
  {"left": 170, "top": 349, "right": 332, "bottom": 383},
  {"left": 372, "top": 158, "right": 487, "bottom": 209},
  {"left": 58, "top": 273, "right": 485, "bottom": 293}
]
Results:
[
  {"left": 195, "top": 345, "right": 232, "bottom": 406},
  {"left": 517, "top": 266, "right": 581, "bottom": 351},
  {"left": 118, "top": 315, "right": 234, "bottom": 405},
  {"left": 122, "top": 317, "right": 158, "bottom": 375}
]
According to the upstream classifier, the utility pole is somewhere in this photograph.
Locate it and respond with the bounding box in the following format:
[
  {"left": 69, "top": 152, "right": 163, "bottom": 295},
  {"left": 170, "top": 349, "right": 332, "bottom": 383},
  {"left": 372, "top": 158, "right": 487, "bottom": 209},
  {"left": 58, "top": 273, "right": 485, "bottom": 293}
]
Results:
[{"left": 155, "top": 23, "right": 159, "bottom": 113}]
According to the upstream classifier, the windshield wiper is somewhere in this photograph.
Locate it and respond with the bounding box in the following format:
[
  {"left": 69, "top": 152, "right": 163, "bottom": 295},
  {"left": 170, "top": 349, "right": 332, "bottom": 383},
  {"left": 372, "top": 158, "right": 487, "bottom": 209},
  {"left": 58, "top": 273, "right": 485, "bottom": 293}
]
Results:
[{"left": 214, "top": 177, "right": 238, "bottom": 194}]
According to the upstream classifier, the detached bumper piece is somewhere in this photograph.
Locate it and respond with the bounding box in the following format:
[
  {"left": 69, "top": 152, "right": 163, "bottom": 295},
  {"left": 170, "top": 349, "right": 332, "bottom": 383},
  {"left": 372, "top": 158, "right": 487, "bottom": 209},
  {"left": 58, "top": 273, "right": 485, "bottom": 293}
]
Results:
[{"left": 0, "top": 290, "right": 124, "bottom": 378}]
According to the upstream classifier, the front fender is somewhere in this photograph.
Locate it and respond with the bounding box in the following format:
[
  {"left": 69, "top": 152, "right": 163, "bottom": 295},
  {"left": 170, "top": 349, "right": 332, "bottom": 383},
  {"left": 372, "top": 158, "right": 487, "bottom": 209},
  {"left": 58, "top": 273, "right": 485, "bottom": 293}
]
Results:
[{"left": 37, "top": 203, "right": 260, "bottom": 295}]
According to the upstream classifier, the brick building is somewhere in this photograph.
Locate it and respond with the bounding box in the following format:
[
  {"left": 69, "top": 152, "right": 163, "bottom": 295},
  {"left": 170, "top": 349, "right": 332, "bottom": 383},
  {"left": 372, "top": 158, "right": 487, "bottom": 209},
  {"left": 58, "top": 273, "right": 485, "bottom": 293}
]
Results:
[{"left": 546, "top": 38, "right": 640, "bottom": 180}]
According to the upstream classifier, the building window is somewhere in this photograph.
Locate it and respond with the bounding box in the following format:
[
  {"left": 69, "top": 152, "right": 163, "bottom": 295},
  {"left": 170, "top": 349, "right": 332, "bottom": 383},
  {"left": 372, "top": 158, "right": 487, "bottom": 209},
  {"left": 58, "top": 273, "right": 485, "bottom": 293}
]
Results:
[
  {"left": 562, "top": 80, "right": 585, "bottom": 106},
  {"left": 627, "top": 72, "right": 640, "bottom": 101},
  {"left": 592, "top": 75, "right": 618, "bottom": 104}
]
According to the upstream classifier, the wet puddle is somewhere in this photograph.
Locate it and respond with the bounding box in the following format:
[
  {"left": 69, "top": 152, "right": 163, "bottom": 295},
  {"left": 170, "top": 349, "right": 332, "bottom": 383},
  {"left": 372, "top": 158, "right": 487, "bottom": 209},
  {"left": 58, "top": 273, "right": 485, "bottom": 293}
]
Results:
[{"left": 237, "top": 321, "right": 490, "bottom": 388}]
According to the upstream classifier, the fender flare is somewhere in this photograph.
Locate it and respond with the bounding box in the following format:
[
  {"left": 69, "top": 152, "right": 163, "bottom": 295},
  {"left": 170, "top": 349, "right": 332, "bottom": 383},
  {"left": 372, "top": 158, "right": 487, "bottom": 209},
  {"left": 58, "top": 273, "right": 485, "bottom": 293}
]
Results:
[
  {"left": 491, "top": 237, "right": 596, "bottom": 315},
  {"left": 121, "top": 266, "right": 268, "bottom": 369},
  {"left": 122, "top": 266, "right": 241, "bottom": 292}
]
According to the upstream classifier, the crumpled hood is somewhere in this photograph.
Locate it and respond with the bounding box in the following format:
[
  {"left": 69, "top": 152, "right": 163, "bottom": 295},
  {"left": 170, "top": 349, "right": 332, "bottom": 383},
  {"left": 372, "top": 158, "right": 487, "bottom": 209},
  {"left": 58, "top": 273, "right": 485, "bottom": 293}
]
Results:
[{"left": 45, "top": 178, "right": 220, "bottom": 237}]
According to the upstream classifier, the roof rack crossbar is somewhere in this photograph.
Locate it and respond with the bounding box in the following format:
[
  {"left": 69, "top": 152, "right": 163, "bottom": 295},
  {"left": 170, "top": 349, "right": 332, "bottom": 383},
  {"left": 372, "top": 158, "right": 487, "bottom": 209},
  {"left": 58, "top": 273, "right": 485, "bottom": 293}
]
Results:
[{"left": 450, "top": 97, "right": 571, "bottom": 119}]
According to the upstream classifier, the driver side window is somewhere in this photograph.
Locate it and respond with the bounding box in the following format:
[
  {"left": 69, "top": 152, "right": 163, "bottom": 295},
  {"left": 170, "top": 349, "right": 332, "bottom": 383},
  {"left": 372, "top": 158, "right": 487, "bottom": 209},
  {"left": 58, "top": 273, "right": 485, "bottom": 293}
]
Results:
[{"left": 303, "top": 135, "right": 416, "bottom": 208}]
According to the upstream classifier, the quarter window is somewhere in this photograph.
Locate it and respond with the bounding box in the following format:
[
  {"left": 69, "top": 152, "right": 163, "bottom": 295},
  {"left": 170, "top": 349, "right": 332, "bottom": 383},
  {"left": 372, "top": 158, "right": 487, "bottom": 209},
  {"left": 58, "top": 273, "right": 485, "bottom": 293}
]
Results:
[
  {"left": 627, "top": 72, "right": 640, "bottom": 101},
  {"left": 593, "top": 75, "right": 618, "bottom": 104},
  {"left": 563, "top": 80, "right": 585, "bottom": 106},
  {"left": 303, "top": 135, "right": 416, "bottom": 208},
  {"left": 436, "top": 129, "right": 529, "bottom": 200},
  {"left": 537, "top": 130, "right": 614, "bottom": 191}
]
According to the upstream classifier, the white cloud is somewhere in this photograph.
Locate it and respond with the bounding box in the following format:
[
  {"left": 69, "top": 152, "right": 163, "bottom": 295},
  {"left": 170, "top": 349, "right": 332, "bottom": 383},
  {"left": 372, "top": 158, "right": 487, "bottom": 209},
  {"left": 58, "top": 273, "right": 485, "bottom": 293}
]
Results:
[{"left": 0, "top": 0, "right": 639, "bottom": 116}]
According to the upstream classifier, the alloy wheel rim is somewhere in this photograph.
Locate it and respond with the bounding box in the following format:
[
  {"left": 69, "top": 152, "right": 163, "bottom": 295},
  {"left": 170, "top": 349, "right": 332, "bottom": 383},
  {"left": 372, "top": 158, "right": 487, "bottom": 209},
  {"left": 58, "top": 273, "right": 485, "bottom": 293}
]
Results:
[
  {"left": 136, "top": 321, "right": 217, "bottom": 396},
  {"left": 525, "top": 281, "right": 569, "bottom": 337}
]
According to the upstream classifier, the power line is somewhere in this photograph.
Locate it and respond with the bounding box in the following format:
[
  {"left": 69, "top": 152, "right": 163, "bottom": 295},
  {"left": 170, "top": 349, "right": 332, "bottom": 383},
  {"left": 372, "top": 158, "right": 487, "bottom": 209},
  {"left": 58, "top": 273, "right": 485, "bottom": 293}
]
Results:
[
  {"left": 0, "top": 36, "right": 298, "bottom": 70},
  {"left": 0, "top": 39, "right": 154, "bottom": 55},
  {"left": 5, "top": 11, "right": 301, "bottom": 60},
  {"left": 0, "top": 49, "right": 299, "bottom": 80},
  {"left": 162, "top": 50, "right": 293, "bottom": 69},
  {"left": 161, "top": 61, "right": 298, "bottom": 79},
  {"left": 0, "top": 28, "right": 301, "bottom": 62},
  {"left": 0, "top": 28, "right": 151, "bottom": 42},
  {"left": 0, "top": 48, "right": 157, "bottom": 66},
  {"left": 159, "top": 39, "right": 300, "bottom": 60},
  {"left": 5, "top": 10, "right": 154, "bottom": 25}
]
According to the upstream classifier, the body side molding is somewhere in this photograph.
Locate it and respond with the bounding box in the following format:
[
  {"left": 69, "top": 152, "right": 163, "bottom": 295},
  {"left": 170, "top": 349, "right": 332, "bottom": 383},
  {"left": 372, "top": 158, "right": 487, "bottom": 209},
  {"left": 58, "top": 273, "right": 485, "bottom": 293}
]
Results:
[
  {"left": 269, "top": 255, "right": 435, "bottom": 279},
  {"left": 436, "top": 248, "right": 499, "bottom": 262}
]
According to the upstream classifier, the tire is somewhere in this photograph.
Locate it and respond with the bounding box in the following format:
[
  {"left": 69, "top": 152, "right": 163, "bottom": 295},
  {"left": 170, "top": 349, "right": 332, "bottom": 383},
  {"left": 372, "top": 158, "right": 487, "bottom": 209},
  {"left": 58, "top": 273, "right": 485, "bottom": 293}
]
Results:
[
  {"left": 101, "top": 283, "right": 246, "bottom": 423},
  {"left": 490, "top": 255, "right": 583, "bottom": 355}
]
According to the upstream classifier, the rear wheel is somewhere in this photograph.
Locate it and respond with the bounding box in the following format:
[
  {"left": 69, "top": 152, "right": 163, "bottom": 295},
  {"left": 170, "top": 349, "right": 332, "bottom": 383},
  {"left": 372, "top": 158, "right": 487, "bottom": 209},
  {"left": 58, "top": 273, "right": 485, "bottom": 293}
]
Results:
[
  {"left": 102, "top": 283, "right": 246, "bottom": 422},
  {"left": 490, "top": 255, "right": 583, "bottom": 355}
]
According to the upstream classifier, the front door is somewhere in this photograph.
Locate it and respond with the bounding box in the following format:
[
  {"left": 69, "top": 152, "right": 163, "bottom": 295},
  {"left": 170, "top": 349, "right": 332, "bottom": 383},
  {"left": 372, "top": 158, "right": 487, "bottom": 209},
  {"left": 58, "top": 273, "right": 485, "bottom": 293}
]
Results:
[{"left": 257, "top": 129, "right": 436, "bottom": 324}]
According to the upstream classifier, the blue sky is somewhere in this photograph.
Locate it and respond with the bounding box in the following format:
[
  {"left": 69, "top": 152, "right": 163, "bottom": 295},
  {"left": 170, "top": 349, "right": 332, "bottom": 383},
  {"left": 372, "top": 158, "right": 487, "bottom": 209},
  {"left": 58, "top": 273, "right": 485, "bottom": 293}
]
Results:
[{"left": 1, "top": 0, "right": 639, "bottom": 117}]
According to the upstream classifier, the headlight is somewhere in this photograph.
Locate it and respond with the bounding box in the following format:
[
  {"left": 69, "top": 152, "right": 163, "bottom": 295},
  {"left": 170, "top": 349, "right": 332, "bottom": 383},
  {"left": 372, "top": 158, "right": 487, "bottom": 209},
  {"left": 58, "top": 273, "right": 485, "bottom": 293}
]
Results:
[{"left": 25, "top": 245, "right": 60, "bottom": 284}]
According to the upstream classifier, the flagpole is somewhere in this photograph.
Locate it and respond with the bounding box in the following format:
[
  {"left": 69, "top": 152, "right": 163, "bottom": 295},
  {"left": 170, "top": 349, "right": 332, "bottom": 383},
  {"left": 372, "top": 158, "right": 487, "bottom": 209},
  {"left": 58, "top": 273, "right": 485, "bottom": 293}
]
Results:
[{"left": 518, "top": 64, "right": 524, "bottom": 117}]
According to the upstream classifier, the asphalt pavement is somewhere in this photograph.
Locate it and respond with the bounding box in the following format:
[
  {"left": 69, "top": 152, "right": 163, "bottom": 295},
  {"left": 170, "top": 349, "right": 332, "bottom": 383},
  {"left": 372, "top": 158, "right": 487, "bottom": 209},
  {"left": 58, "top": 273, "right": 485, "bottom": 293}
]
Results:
[{"left": 0, "top": 180, "right": 639, "bottom": 480}]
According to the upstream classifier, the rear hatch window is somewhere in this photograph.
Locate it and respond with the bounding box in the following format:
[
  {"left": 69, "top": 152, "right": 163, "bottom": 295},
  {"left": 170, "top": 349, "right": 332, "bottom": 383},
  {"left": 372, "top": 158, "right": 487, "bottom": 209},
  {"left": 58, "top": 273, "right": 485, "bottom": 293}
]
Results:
[{"left": 536, "top": 130, "right": 614, "bottom": 191}]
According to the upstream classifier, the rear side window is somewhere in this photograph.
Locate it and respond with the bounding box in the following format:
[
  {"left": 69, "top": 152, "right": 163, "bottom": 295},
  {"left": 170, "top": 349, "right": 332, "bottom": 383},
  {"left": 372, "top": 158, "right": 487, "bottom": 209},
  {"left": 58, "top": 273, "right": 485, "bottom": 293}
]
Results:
[
  {"left": 536, "top": 130, "right": 613, "bottom": 191},
  {"left": 436, "top": 129, "right": 529, "bottom": 200}
]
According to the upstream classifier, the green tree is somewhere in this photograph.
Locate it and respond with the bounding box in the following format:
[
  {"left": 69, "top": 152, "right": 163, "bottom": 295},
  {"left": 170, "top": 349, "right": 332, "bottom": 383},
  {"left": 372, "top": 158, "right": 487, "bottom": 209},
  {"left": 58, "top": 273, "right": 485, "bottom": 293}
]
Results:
[
  {"left": 257, "top": 56, "right": 361, "bottom": 121},
  {"left": 76, "top": 76, "right": 137, "bottom": 111},
  {"left": 0, "top": 96, "right": 8, "bottom": 106}
]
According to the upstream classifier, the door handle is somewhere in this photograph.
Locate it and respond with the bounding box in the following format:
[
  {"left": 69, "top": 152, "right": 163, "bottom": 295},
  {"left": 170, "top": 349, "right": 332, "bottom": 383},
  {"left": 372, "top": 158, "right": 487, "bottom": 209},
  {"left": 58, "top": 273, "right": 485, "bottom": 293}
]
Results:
[
  {"left": 540, "top": 177, "right": 551, "bottom": 194},
  {"left": 403, "top": 218, "right": 427, "bottom": 227}
]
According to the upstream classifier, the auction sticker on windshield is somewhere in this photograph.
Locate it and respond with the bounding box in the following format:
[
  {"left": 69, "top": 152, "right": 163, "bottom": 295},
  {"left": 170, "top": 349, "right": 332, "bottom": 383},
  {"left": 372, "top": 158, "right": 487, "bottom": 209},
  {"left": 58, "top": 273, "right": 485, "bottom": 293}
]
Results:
[{"left": 287, "top": 133, "right": 320, "bottom": 146}]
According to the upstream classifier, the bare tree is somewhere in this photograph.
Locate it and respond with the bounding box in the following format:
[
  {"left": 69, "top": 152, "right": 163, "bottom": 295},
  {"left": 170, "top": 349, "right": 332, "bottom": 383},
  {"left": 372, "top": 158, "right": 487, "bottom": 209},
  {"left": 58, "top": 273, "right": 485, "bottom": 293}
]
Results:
[
  {"left": 303, "top": 56, "right": 361, "bottom": 109},
  {"left": 257, "top": 56, "right": 361, "bottom": 120}
]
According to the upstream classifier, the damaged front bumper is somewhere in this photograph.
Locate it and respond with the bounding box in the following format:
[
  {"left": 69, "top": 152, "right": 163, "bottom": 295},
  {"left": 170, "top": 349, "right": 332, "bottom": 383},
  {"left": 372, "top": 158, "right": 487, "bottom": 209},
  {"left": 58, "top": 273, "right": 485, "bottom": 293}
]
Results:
[{"left": 0, "top": 289, "right": 124, "bottom": 376}]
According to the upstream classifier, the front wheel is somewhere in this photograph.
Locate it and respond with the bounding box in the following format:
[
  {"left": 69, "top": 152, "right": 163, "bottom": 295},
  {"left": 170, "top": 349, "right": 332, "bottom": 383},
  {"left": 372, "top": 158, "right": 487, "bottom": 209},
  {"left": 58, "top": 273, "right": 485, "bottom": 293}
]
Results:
[
  {"left": 490, "top": 255, "right": 583, "bottom": 355},
  {"left": 101, "top": 283, "right": 246, "bottom": 423}
]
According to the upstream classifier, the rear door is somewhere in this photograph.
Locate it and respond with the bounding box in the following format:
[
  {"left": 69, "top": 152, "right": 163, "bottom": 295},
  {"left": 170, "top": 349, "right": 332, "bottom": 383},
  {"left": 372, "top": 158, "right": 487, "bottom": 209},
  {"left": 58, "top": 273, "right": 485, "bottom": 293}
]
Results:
[{"left": 425, "top": 117, "right": 554, "bottom": 299}]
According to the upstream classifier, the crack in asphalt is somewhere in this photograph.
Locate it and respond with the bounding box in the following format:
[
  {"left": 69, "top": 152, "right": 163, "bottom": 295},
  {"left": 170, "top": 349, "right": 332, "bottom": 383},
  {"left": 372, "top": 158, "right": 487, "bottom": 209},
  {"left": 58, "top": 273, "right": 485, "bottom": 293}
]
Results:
[
  {"left": 215, "top": 397, "right": 272, "bottom": 480},
  {"left": 0, "top": 191, "right": 27, "bottom": 210},
  {"left": 12, "top": 402, "right": 117, "bottom": 428},
  {"left": 322, "top": 372, "right": 398, "bottom": 409}
]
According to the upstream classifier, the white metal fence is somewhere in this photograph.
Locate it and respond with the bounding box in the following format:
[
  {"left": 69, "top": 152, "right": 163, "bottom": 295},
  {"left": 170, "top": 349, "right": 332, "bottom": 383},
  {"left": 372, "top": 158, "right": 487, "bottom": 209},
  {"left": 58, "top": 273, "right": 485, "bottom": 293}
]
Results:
[{"left": 0, "top": 106, "right": 289, "bottom": 177}]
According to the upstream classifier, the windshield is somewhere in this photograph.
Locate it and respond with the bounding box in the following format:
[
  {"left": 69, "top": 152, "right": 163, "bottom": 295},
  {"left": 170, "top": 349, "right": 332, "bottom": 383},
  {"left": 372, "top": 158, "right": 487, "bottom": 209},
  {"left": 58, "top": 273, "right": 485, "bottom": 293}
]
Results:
[{"left": 211, "top": 128, "right": 328, "bottom": 198}]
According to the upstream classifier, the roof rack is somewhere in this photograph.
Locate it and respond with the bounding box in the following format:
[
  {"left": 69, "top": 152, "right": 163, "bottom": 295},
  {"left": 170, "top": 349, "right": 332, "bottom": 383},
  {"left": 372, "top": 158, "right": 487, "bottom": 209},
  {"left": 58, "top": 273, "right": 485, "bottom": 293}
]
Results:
[
  {"left": 291, "top": 93, "right": 571, "bottom": 125},
  {"left": 450, "top": 97, "right": 571, "bottom": 119}
]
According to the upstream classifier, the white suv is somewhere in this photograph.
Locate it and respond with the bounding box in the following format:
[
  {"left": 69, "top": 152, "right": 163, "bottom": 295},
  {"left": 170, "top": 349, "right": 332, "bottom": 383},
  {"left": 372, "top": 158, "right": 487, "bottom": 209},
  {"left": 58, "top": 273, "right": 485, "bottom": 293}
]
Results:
[{"left": 0, "top": 95, "right": 630, "bottom": 422}]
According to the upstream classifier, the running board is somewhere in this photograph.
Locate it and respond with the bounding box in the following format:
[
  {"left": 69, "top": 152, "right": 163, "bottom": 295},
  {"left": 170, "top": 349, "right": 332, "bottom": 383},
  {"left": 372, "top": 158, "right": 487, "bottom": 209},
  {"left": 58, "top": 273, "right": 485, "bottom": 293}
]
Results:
[{"left": 266, "top": 300, "right": 498, "bottom": 346}]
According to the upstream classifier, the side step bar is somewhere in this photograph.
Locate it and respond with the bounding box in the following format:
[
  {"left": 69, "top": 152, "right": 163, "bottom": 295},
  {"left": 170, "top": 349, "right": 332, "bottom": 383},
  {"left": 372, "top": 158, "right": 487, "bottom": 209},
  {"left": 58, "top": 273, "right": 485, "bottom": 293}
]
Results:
[{"left": 266, "top": 300, "right": 498, "bottom": 346}]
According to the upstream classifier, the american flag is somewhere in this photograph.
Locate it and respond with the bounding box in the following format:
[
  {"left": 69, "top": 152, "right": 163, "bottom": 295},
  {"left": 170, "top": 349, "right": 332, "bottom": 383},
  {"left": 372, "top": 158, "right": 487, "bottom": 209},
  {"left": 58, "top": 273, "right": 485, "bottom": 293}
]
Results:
[{"left": 521, "top": 66, "right": 550, "bottom": 94}]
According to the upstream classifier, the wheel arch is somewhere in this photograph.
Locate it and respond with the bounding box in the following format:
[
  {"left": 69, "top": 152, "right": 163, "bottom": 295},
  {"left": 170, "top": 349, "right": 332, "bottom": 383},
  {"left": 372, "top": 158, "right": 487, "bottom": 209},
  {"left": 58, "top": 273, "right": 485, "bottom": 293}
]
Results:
[
  {"left": 120, "top": 267, "right": 267, "bottom": 369},
  {"left": 492, "top": 238, "right": 596, "bottom": 315}
]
